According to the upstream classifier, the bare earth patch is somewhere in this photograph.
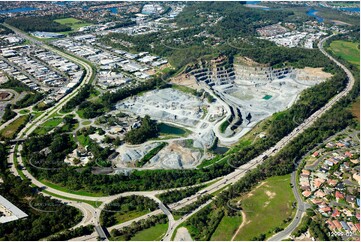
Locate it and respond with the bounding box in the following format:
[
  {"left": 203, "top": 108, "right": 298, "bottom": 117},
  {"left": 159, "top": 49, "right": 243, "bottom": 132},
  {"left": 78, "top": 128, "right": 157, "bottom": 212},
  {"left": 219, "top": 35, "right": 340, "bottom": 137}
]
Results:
[
  {"left": 265, "top": 190, "right": 276, "bottom": 199},
  {"left": 296, "top": 67, "right": 333, "bottom": 80},
  {"left": 170, "top": 74, "right": 201, "bottom": 90},
  {"left": 231, "top": 211, "right": 247, "bottom": 241},
  {"left": 174, "top": 227, "right": 193, "bottom": 241}
]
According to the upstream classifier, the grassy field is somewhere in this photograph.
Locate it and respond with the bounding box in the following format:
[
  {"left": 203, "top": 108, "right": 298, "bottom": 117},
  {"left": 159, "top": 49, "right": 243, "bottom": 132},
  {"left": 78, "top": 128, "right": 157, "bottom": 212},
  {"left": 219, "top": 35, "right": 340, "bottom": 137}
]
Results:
[
  {"left": 33, "top": 118, "right": 62, "bottom": 135},
  {"left": 231, "top": 174, "right": 296, "bottom": 241},
  {"left": 82, "top": 120, "right": 92, "bottom": 125},
  {"left": 211, "top": 215, "right": 242, "bottom": 241},
  {"left": 77, "top": 134, "right": 92, "bottom": 147},
  {"left": 114, "top": 210, "right": 150, "bottom": 225},
  {"left": 41, "top": 179, "right": 103, "bottom": 197},
  {"left": 171, "top": 84, "right": 198, "bottom": 96},
  {"left": 0, "top": 115, "right": 28, "bottom": 139},
  {"left": 130, "top": 223, "right": 168, "bottom": 241},
  {"left": 19, "top": 110, "right": 29, "bottom": 114},
  {"left": 54, "top": 18, "right": 91, "bottom": 35},
  {"left": 328, "top": 40, "right": 360, "bottom": 67}
]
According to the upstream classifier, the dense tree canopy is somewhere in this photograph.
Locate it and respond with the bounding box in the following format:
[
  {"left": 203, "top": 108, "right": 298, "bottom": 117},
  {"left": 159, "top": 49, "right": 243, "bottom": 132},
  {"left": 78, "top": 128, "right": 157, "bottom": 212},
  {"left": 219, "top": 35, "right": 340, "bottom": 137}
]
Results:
[{"left": 5, "top": 16, "right": 71, "bottom": 32}]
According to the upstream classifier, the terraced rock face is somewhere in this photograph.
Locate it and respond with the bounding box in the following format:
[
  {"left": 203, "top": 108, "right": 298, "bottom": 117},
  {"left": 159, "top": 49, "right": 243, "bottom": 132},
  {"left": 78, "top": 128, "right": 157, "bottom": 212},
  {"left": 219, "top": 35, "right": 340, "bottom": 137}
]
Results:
[{"left": 188, "top": 55, "right": 332, "bottom": 138}]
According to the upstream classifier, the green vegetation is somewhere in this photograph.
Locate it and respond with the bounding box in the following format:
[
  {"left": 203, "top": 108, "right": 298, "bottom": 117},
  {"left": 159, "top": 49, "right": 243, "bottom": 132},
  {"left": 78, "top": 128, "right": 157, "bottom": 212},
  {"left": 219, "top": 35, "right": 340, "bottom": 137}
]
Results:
[
  {"left": 33, "top": 118, "right": 63, "bottom": 135},
  {"left": 77, "top": 100, "right": 106, "bottom": 119},
  {"left": 351, "top": 97, "right": 360, "bottom": 121},
  {"left": 211, "top": 215, "right": 242, "bottom": 241},
  {"left": 100, "top": 2, "right": 338, "bottom": 71},
  {"left": 19, "top": 110, "right": 29, "bottom": 114},
  {"left": 101, "top": 195, "right": 158, "bottom": 227},
  {"left": 82, "top": 120, "right": 91, "bottom": 125},
  {"left": 125, "top": 115, "right": 159, "bottom": 144},
  {"left": 53, "top": 17, "right": 91, "bottom": 34},
  {"left": 5, "top": 16, "right": 71, "bottom": 32},
  {"left": 61, "top": 84, "right": 91, "bottom": 113},
  {"left": 1, "top": 104, "right": 16, "bottom": 123},
  {"left": 219, "top": 120, "right": 230, "bottom": 133},
  {"left": 328, "top": 40, "right": 360, "bottom": 66},
  {"left": 14, "top": 92, "right": 44, "bottom": 109},
  {"left": 232, "top": 175, "right": 295, "bottom": 240},
  {"left": 197, "top": 155, "right": 224, "bottom": 168},
  {"left": 0, "top": 24, "right": 14, "bottom": 34},
  {"left": 185, "top": 204, "right": 226, "bottom": 241},
  {"left": 137, "top": 142, "right": 166, "bottom": 167},
  {"left": 77, "top": 134, "right": 92, "bottom": 147},
  {"left": 292, "top": 215, "right": 311, "bottom": 237},
  {"left": 157, "top": 185, "right": 206, "bottom": 205},
  {"left": 110, "top": 214, "right": 168, "bottom": 241},
  {"left": 130, "top": 223, "right": 168, "bottom": 241},
  {"left": 0, "top": 173, "right": 81, "bottom": 241},
  {"left": 48, "top": 225, "right": 94, "bottom": 241},
  {"left": 184, "top": 175, "right": 294, "bottom": 241},
  {"left": 40, "top": 180, "right": 101, "bottom": 197},
  {"left": 172, "top": 84, "right": 198, "bottom": 95},
  {"left": 0, "top": 115, "right": 29, "bottom": 139}
]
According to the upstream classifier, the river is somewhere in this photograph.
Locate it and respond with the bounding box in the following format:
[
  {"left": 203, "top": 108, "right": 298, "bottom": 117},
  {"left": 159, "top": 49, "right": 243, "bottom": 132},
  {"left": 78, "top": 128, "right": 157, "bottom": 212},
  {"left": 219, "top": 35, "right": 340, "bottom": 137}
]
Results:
[{"left": 0, "top": 7, "right": 38, "bottom": 14}]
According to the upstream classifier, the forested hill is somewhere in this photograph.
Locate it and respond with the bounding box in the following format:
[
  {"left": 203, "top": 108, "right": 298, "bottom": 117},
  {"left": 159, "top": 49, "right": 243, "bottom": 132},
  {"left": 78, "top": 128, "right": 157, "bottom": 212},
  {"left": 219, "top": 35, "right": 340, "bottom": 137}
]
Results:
[
  {"left": 5, "top": 16, "right": 71, "bottom": 32},
  {"left": 176, "top": 1, "right": 295, "bottom": 38}
]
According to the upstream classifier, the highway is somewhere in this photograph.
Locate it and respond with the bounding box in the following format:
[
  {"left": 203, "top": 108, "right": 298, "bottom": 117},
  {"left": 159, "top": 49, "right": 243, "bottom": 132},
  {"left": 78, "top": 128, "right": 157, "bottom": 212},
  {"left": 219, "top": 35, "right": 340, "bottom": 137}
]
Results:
[
  {"left": 4, "top": 27, "right": 356, "bottom": 241},
  {"left": 268, "top": 33, "right": 356, "bottom": 240}
]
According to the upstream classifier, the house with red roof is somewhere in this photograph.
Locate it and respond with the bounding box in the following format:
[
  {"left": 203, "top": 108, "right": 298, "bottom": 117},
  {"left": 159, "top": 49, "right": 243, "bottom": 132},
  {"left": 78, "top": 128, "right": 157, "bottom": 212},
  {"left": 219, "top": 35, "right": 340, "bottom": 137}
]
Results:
[
  {"left": 327, "top": 179, "right": 337, "bottom": 187},
  {"left": 335, "top": 191, "right": 344, "bottom": 201},
  {"left": 336, "top": 142, "right": 345, "bottom": 148},
  {"left": 311, "top": 198, "right": 323, "bottom": 205},
  {"left": 312, "top": 151, "right": 319, "bottom": 158},
  {"left": 320, "top": 206, "right": 331, "bottom": 213},
  {"left": 332, "top": 209, "right": 341, "bottom": 217},
  {"left": 315, "top": 190, "right": 326, "bottom": 198},
  {"left": 327, "top": 220, "right": 336, "bottom": 230},
  {"left": 344, "top": 151, "right": 353, "bottom": 158},
  {"left": 302, "top": 190, "right": 312, "bottom": 198},
  {"left": 332, "top": 220, "right": 343, "bottom": 230},
  {"left": 314, "top": 178, "right": 325, "bottom": 189}
]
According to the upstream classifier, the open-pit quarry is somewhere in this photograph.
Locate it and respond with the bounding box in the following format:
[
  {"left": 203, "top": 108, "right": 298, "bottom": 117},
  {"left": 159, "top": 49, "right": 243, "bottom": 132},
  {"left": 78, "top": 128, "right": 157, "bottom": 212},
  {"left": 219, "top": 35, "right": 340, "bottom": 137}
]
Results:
[{"left": 110, "top": 56, "right": 332, "bottom": 170}]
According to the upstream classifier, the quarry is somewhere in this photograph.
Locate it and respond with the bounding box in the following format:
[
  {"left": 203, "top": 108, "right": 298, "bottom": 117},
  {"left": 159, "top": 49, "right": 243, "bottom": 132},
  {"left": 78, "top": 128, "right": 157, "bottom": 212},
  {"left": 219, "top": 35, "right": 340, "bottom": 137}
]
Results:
[{"left": 107, "top": 55, "right": 332, "bottom": 170}]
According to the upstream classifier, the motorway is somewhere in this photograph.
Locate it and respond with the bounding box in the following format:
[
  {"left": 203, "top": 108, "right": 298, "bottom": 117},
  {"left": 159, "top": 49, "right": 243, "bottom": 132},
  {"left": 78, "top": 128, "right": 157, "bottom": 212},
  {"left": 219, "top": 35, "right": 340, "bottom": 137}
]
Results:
[
  {"left": 4, "top": 27, "right": 356, "bottom": 241},
  {"left": 269, "top": 33, "right": 356, "bottom": 241}
]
